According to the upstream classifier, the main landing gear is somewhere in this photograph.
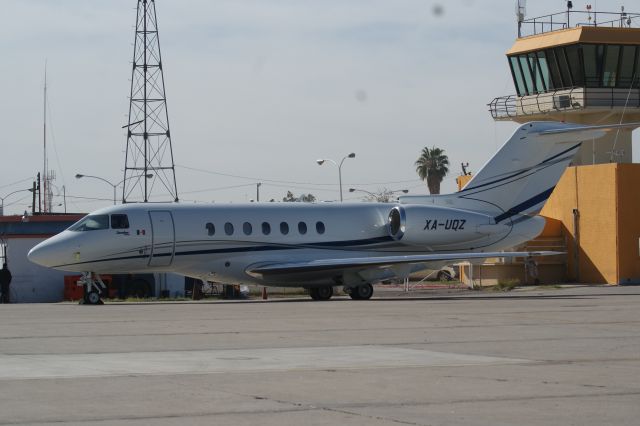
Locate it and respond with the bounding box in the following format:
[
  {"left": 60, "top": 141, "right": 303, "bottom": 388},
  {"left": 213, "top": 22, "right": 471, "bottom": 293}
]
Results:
[
  {"left": 309, "top": 286, "right": 333, "bottom": 301},
  {"left": 347, "top": 283, "right": 374, "bottom": 300},
  {"left": 307, "top": 284, "right": 374, "bottom": 301}
]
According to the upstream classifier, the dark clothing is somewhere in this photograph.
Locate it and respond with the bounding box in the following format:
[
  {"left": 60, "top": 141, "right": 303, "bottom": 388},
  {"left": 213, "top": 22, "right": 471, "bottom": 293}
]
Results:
[{"left": 0, "top": 267, "right": 11, "bottom": 303}]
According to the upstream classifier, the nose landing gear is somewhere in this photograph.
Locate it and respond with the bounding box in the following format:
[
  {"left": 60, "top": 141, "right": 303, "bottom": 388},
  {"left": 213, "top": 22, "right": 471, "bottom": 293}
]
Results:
[{"left": 78, "top": 272, "right": 106, "bottom": 305}]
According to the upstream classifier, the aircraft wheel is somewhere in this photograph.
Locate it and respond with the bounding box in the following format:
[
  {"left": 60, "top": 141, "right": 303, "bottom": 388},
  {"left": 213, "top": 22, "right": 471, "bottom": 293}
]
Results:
[
  {"left": 85, "top": 290, "right": 103, "bottom": 305},
  {"left": 353, "top": 283, "right": 373, "bottom": 300},
  {"left": 315, "top": 286, "right": 333, "bottom": 301},
  {"left": 309, "top": 288, "right": 319, "bottom": 300},
  {"left": 348, "top": 288, "right": 361, "bottom": 300}
]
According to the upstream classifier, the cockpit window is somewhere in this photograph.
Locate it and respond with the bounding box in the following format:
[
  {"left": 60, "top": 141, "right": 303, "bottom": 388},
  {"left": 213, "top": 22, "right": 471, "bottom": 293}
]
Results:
[
  {"left": 111, "top": 214, "right": 130, "bottom": 229},
  {"left": 69, "top": 215, "right": 110, "bottom": 232}
]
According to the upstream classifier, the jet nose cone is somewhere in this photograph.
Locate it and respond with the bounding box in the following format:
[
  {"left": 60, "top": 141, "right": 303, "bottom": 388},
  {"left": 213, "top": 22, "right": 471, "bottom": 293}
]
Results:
[{"left": 28, "top": 241, "right": 55, "bottom": 268}]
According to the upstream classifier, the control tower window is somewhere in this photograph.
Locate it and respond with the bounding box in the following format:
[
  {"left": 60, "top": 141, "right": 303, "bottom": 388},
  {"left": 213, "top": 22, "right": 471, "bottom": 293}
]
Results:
[
  {"left": 602, "top": 45, "right": 620, "bottom": 87},
  {"left": 535, "top": 51, "right": 552, "bottom": 90},
  {"left": 582, "top": 44, "right": 600, "bottom": 87},
  {"left": 69, "top": 215, "right": 109, "bottom": 232},
  {"left": 565, "top": 45, "right": 584, "bottom": 87},
  {"left": 528, "top": 52, "right": 546, "bottom": 92},
  {"left": 509, "top": 56, "right": 527, "bottom": 96},
  {"left": 518, "top": 55, "right": 535, "bottom": 94},
  {"left": 554, "top": 47, "right": 574, "bottom": 87},
  {"left": 546, "top": 49, "right": 565, "bottom": 88},
  {"left": 619, "top": 46, "right": 638, "bottom": 88}
]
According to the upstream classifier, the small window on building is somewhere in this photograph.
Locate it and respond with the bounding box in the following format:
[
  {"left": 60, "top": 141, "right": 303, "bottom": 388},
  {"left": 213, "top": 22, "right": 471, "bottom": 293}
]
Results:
[
  {"left": 262, "top": 222, "right": 271, "bottom": 235},
  {"left": 243, "top": 222, "right": 252, "bottom": 235},
  {"left": 224, "top": 222, "right": 234, "bottom": 236},
  {"left": 280, "top": 222, "right": 289, "bottom": 235},
  {"left": 205, "top": 222, "right": 215, "bottom": 236},
  {"left": 111, "top": 214, "right": 130, "bottom": 229},
  {"left": 298, "top": 221, "right": 307, "bottom": 235},
  {"left": 316, "top": 221, "right": 325, "bottom": 234}
]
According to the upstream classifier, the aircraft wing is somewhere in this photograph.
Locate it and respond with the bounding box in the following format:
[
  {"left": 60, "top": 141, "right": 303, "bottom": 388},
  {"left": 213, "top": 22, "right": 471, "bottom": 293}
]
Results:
[{"left": 247, "top": 251, "right": 562, "bottom": 277}]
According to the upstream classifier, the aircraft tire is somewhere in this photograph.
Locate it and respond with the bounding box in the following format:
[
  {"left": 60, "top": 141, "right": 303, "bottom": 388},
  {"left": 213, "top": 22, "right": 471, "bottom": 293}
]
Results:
[
  {"left": 353, "top": 283, "right": 373, "bottom": 300},
  {"left": 85, "top": 290, "right": 103, "bottom": 305},
  {"left": 315, "top": 286, "right": 333, "bottom": 301},
  {"left": 309, "top": 288, "right": 319, "bottom": 300},
  {"left": 348, "top": 289, "right": 361, "bottom": 300}
]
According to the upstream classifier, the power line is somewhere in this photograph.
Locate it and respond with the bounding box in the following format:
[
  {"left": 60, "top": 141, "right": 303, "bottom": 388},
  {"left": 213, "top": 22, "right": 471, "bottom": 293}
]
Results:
[{"left": 176, "top": 164, "right": 422, "bottom": 187}]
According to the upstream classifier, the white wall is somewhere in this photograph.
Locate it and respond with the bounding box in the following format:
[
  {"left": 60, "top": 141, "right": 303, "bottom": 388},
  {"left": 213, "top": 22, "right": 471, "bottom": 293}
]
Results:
[{"left": 6, "top": 238, "right": 68, "bottom": 303}]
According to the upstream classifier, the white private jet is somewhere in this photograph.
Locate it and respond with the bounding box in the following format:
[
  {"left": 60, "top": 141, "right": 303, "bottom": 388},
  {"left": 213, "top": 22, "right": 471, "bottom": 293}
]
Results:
[{"left": 28, "top": 121, "right": 636, "bottom": 303}]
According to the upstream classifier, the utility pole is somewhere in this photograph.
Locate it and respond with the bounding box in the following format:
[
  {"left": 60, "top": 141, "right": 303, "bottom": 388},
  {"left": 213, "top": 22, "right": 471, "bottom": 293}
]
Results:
[{"left": 123, "top": 0, "right": 178, "bottom": 203}]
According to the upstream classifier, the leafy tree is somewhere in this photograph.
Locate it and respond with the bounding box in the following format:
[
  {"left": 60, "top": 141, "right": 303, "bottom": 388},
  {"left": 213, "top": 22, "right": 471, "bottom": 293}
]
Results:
[
  {"left": 361, "top": 188, "right": 402, "bottom": 203},
  {"left": 415, "top": 146, "right": 449, "bottom": 194},
  {"left": 282, "top": 191, "right": 316, "bottom": 203}
]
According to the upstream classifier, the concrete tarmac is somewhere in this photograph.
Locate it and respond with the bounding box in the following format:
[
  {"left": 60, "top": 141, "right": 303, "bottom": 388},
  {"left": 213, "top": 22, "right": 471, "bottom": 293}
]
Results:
[{"left": 0, "top": 286, "right": 639, "bottom": 425}]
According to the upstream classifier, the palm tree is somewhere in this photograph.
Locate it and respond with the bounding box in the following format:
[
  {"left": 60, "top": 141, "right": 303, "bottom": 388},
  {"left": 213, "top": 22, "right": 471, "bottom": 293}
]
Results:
[{"left": 415, "top": 146, "right": 449, "bottom": 194}]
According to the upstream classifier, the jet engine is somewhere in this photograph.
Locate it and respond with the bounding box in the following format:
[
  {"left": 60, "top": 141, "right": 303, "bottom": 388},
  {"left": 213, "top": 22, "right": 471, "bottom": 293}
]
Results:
[{"left": 387, "top": 205, "right": 506, "bottom": 247}]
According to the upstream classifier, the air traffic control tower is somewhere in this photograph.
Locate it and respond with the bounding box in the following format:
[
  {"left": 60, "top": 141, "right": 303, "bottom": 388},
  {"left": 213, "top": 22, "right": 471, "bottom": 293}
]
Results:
[
  {"left": 489, "top": 5, "right": 640, "bottom": 164},
  {"left": 472, "top": 4, "right": 640, "bottom": 285}
]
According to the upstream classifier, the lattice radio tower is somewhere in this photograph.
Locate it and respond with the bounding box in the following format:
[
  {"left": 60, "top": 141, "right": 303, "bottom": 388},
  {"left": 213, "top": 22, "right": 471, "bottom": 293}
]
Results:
[{"left": 123, "top": 0, "right": 178, "bottom": 203}]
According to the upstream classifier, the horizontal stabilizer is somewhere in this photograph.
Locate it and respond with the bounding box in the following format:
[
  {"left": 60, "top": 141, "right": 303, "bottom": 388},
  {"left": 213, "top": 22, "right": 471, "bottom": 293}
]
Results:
[
  {"left": 537, "top": 122, "right": 640, "bottom": 144},
  {"left": 248, "top": 251, "right": 563, "bottom": 276}
]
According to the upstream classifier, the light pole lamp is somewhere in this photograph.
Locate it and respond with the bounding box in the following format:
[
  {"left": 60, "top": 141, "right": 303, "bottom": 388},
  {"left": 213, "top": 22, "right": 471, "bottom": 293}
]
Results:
[
  {"left": 317, "top": 152, "right": 356, "bottom": 202},
  {"left": 76, "top": 173, "right": 153, "bottom": 205},
  {"left": 0, "top": 188, "right": 34, "bottom": 216}
]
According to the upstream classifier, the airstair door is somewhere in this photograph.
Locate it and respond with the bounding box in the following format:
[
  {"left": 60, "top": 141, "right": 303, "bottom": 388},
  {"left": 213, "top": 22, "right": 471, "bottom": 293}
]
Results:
[{"left": 148, "top": 211, "right": 175, "bottom": 267}]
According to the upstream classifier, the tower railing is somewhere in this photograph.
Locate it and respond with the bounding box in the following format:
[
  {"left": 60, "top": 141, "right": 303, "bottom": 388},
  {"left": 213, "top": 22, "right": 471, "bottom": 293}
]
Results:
[
  {"left": 489, "top": 87, "right": 640, "bottom": 120},
  {"left": 520, "top": 10, "right": 640, "bottom": 37}
]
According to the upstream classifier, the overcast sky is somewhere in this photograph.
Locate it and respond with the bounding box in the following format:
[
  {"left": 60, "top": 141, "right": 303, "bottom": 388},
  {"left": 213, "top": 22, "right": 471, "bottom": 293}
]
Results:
[{"left": 0, "top": 0, "right": 637, "bottom": 214}]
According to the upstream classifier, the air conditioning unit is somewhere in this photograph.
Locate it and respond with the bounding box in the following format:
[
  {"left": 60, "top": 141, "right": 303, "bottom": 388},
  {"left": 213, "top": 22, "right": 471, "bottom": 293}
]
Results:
[{"left": 553, "top": 94, "right": 571, "bottom": 109}]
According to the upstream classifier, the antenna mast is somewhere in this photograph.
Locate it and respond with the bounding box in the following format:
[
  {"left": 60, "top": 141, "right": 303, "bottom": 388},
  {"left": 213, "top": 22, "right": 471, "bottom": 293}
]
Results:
[
  {"left": 123, "top": 0, "right": 179, "bottom": 203},
  {"left": 516, "top": 0, "right": 527, "bottom": 37},
  {"left": 42, "top": 63, "right": 56, "bottom": 213}
]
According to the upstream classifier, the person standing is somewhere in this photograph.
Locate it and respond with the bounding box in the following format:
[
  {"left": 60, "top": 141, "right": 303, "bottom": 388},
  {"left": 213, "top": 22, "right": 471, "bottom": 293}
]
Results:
[{"left": 0, "top": 263, "right": 12, "bottom": 303}]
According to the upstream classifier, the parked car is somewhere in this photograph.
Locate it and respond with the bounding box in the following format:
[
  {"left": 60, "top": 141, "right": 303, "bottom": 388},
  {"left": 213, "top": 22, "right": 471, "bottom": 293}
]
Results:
[{"left": 424, "top": 266, "right": 458, "bottom": 281}]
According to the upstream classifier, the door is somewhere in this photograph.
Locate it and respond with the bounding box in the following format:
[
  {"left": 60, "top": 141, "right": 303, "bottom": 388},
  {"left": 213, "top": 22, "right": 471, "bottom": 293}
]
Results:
[{"left": 148, "top": 211, "right": 175, "bottom": 267}]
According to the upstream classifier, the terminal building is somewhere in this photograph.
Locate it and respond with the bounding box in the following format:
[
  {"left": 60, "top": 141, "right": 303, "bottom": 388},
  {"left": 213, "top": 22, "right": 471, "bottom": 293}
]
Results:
[{"left": 463, "top": 6, "right": 640, "bottom": 285}]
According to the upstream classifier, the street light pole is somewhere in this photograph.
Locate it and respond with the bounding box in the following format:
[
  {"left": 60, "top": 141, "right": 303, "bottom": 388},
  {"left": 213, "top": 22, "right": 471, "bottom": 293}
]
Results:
[
  {"left": 317, "top": 152, "right": 356, "bottom": 202},
  {"left": 0, "top": 189, "right": 34, "bottom": 216},
  {"left": 75, "top": 173, "right": 153, "bottom": 205}
]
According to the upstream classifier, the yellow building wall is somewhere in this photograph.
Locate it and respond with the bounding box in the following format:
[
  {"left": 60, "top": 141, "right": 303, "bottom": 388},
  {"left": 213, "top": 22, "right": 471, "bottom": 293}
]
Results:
[
  {"left": 541, "top": 163, "right": 640, "bottom": 284},
  {"left": 616, "top": 165, "right": 640, "bottom": 283}
]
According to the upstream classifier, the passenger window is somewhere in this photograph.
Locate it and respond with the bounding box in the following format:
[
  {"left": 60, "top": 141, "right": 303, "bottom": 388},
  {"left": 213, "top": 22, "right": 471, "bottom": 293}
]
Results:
[
  {"left": 316, "top": 221, "right": 325, "bottom": 234},
  {"left": 205, "top": 222, "right": 215, "bottom": 236},
  {"left": 243, "top": 222, "right": 252, "bottom": 235},
  {"left": 111, "top": 214, "right": 130, "bottom": 229},
  {"left": 280, "top": 222, "right": 289, "bottom": 235},
  {"left": 262, "top": 222, "right": 271, "bottom": 235},
  {"left": 224, "top": 222, "right": 234, "bottom": 236},
  {"left": 298, "top": 221, "right": 307, "bottom": 235},
  {"left": 69, "top": 215, "right": 109, "bottom": 232}
]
